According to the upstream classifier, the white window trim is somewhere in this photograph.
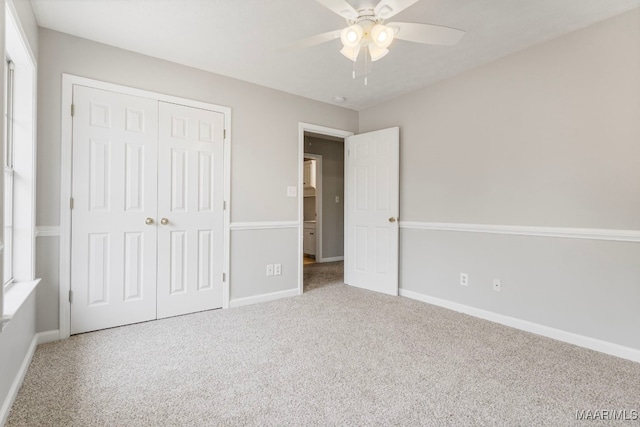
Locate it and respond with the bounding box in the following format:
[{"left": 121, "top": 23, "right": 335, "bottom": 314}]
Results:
[
  {"left": 1, "top": 0, "right": 39, "bottom": 329},
  {"left": 4, "top": 59, "right": 15, "bottom": 289}
]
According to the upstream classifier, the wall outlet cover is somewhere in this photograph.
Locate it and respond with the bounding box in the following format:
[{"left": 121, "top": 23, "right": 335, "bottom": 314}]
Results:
[{"left": 460, "top": 273, "right": 468, "bottom": 286}]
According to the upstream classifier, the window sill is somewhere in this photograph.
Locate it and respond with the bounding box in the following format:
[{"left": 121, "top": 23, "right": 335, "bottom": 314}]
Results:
[{"left": 1, "top": 278, "right": 41, "bottom": 331}]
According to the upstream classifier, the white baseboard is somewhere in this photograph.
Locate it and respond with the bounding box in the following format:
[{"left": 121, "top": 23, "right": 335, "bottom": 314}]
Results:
[
  {"left": 37, "top": 330, "right": 60, "bottom": 345},
  {"left": 319, "top": 256, "right": 344, "bottom": 263},
  {"left": 0, "top": 330, "right": 59, "bottom": 426},
  {"left": 229, "top": 288, "right": 300, "bottom": 308},
  {"left": 399, "top": 289, "right": 640, "bottom": 364}
]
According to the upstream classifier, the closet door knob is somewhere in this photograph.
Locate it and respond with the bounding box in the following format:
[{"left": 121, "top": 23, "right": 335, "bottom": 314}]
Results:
[
  {"left": 145, "top": 217, "right": 155, "bottom": 225},
  {"left": 388, "top": 217, "right": 397, "bottom": 223},
  {"left": 160, "top": 218, "right": 169, "bottom": 225}
]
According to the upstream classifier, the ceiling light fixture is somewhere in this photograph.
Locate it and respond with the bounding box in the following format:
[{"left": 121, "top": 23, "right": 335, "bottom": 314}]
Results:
[
  {"left": 340, "top": 44, "right": 361, "bottom": 61},
  {"left": 368, "top": 44, "right": 389, "bottom": 62},
  {"left": 338, "top": 21, "right": 395, "bottom": 85},
  {"left": 283, "top": 0, "right": 466, "bottom": 86},
  {"left": 340, "top": 24, "right": 363, "bottom": 48},
  {"left": 340, "top": 23, "right": 394, "bottom": 64},
  {"left": 371, "top": 24, "right": 394, "bottom": 49}
]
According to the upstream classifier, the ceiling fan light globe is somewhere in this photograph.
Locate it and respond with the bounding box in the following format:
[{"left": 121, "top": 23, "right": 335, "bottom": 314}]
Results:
[
  {"left": 341, "top": 24, "right": 363, "bottom": 48},
  {"left": 371, "top": 24, "right": 394, "bottom": 48},
  {"left": 340, "top": 45, "right": 361, "bottom": 62},
  {"left": 368, "top": 44, "right": 389, "bottom": 61}
]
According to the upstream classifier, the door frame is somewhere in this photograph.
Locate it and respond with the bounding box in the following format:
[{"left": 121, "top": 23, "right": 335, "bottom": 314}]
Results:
[
  {"left": 297, "top": 123, "right": 353, "bottom": 294},
  {"left": 302, "top": 153, "right": 322, "bottom": 260},
  {"left": 59, "top": 74, "right": 232, "bottom": 339}
]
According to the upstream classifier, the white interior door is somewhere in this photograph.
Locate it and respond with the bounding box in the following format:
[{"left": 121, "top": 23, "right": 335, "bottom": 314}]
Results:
[
  {"left": 345, "top": 127, "right": 399, "bottom": 296},
  {"left": 156, "top": 102, "right": 225, "bottom": 318},
  {"left": 71, "top": 85, "right": 158, "bottom": 334}
]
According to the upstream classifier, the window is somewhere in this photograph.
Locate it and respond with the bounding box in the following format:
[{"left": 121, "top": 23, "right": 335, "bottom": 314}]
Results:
[
  {"left": 4, "top": 60, "right": 15, "bottom": 289},
  {"left": 1, "top": 1, "right": 38, "bottom": 327}
]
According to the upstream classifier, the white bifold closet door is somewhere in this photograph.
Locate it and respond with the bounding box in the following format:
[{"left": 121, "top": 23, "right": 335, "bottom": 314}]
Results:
[
  {"left": 156, "top": 101, "right": 224, "bottom": 319},
  {"left": 70, "top": 85, "right": 224, "bottom": 335}
]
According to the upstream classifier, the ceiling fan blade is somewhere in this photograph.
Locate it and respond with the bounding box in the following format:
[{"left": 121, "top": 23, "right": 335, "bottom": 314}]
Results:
[
  {"left": 374, "top": 0, "right": 420, "bottom": 20},
  {"left": 279, "top": 29, "right": 343, "bottom": 53},
  {"left": 389, "top": 22, "right": 465, "bottom": 46},
  {"left": 316, "top": 0, "right": 359, "bottom": 20}
]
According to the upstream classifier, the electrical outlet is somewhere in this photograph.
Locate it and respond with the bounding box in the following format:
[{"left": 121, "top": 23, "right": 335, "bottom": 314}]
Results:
[
  {"left": 493, "top": 279, "right": 501, "bottom": 292},
  {"left": 460, "top": 273, "right": 468, "bottom": 286},
  {"left": 274, "top": 264, "right": 282, "bottom": 275},
  {"left": 266, "top": 264, "right": 274, "bottom": 276},
  {"left": 335, "top": 196, "right": 340, "bottom": 203}
]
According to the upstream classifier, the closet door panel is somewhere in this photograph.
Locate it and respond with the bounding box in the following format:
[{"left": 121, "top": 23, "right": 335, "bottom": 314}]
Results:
[
  {"left": 157, "top": 102, "right": 225, "bottom": 318},
  {"left": 71, "top": 85, "right": 158, "bottom": 334}
]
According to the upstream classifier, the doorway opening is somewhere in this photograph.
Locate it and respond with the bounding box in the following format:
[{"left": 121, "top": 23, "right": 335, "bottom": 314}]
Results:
[
  {"left": 303, "top": 154, "right": 320, "bottom": 265},
  {"left": 298, "top": 124, "right": 353, "bottom": 294}
]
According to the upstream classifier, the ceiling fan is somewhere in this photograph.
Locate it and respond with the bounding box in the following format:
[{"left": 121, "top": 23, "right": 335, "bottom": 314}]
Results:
[{"left": 284, "top": 0, "right": 465, "bottom": 65}]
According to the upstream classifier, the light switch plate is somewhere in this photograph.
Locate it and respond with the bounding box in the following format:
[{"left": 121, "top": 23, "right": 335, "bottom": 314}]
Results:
[{"left": 287, "top": 186, "right": 297, "bottom": 197}]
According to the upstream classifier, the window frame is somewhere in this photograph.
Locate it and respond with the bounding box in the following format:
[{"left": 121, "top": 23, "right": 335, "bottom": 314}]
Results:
[
  {"left": 3, "top": 59, "right": 15, "bottom": 290},
  {"left": 1, "top": 0, "right": 39, "bottom": 328}
]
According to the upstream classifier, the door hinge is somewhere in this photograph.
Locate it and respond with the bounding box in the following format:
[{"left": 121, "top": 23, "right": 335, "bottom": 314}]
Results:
[
  {"left": 69, "top": 290, "right": 73, "bottom": 303},
  {"left": 223, "top": 201, "right": 226, "bottom": 210},
  {"left": 222, "top": 273, "right": 226, "bottom": 282},
  {"left": 70, "top": 197, "right": 74, "bottom": 210},
  {"left": 71, "top": 104, "right": 75, "bottom": 117},
  {"left": 223, "top": 129, "right": 227, "bottom": 139}
]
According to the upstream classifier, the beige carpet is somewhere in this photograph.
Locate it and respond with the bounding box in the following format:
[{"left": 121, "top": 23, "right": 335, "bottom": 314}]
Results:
[{"left": 7, "top": 263, "right": 640, "bottom": 426}]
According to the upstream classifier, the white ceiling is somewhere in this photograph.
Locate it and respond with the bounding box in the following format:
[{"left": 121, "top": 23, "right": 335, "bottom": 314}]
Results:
[{"left": 31, "top": 0, "right": 640, "bottom": 111}]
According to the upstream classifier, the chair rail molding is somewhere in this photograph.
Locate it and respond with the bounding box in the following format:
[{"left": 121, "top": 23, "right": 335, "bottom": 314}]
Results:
[
  {"left": 229, "top": 221, "right": 300, "bottom": 231},
  {"left": 399, "top": 221, "right": 640, "bottom": 243},
  {"left": 35, "top": 226, "right": 61, "bottom": 237}
]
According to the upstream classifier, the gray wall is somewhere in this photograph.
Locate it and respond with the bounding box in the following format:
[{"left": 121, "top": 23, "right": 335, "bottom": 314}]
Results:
[
  {"left": 36, "top": 29, "right": 358, "bottom": 330},
  {"left": 231, "top": 228, "right": 300, "bottom": 300},
  {"left": 304, "top": 136, "right": 344, "bottom": 259},
  {"left": 359, "top": 9, "right": 640, "bottom": 350},
  {"left": 1, "top": 0, "right": 39, "bottom": 418},
  {"left": 0, "top": 294, "right": 36, "bottom": 417}
]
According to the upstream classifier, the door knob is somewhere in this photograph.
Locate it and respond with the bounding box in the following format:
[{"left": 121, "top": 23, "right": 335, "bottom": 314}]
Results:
[
  {"left": 160, "top": 218, "right": 169, "bottom": 225},
  {"left": 145, "top": 217, "right": 155, "bottom": 225},
  {"left": 388, "top": 217, "right": 397, "bottom": 223}
]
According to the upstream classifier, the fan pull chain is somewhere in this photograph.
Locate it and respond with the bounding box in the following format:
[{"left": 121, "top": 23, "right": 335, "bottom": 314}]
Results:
[{"left": 364, "top": 49, "right": 368, "bottom": 86}]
